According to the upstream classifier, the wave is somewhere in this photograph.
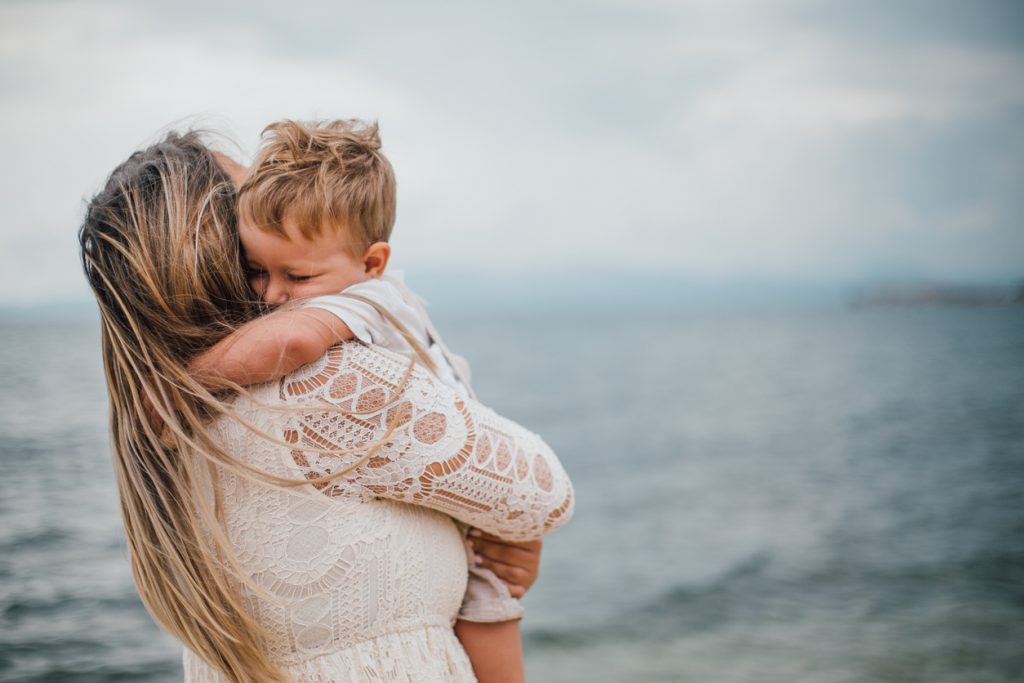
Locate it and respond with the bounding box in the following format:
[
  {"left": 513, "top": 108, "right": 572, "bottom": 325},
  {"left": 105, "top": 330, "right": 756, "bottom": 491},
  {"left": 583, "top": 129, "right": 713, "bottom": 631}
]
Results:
[{"left": 524, "top": 551, "right": 776, "bottom": 650}]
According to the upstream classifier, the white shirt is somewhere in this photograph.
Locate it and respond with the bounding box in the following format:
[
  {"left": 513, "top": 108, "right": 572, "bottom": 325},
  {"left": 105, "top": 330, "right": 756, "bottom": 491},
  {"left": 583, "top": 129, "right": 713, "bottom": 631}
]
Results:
[{"left": 304, "top": 272, "right": 473, "bottom": 398}]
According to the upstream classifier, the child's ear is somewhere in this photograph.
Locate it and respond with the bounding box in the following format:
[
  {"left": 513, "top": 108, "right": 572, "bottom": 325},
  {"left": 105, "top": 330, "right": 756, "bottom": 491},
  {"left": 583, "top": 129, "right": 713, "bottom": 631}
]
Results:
[{"left": 362, "top": 242, "right": 391, "bottom": 277}]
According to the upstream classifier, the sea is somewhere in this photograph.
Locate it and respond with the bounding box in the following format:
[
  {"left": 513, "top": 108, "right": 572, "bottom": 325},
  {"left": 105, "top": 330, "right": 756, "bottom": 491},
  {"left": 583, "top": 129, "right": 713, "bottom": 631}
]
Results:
[{"left": 1, "top": 306, "right": 1022, "bottom": 683}]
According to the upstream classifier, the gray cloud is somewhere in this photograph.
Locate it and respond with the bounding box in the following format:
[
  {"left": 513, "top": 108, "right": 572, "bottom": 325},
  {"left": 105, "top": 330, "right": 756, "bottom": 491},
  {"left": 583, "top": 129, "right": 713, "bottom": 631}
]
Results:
[{"left": 0, "top": 0, "right": 1021, "bottom": 306}]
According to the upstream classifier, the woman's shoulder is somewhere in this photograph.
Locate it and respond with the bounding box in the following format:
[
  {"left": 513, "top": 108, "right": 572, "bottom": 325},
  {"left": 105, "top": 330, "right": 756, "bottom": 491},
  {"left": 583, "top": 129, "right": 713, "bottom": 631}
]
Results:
[{"left": 276, "top": 340, "right": 451, "bottom": 404}]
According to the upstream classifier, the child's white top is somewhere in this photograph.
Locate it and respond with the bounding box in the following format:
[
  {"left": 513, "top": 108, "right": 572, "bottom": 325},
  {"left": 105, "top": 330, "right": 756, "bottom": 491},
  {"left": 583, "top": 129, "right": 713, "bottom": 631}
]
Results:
[{"left": 304, "top": 272, "right": 473, "bottom": 399}]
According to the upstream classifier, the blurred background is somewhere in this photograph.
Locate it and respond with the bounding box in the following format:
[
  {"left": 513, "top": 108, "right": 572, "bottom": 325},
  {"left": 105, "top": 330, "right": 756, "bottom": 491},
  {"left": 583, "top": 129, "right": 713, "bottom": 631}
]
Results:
[{"left": 1, "top": 1, "right": 1022, "bottom": 681}]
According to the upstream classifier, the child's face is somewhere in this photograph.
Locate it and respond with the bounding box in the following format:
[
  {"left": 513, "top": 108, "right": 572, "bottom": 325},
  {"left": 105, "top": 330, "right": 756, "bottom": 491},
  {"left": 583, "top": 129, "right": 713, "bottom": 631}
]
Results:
[{"left": 240, "top": 214, "right": 369, "bottom": 306}]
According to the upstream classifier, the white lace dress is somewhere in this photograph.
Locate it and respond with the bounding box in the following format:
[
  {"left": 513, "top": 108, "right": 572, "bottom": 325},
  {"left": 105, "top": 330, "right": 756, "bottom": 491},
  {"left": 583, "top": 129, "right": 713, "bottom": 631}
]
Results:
[{"left": 183, "top": 342, "right": 575, "bottom": 682}]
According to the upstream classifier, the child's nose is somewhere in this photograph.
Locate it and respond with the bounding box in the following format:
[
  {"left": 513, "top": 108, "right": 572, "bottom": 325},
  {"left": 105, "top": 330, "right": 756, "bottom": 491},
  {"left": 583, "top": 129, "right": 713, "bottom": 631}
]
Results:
[{"left": 264, "top": 279, "right": 290, "bottom": 305}]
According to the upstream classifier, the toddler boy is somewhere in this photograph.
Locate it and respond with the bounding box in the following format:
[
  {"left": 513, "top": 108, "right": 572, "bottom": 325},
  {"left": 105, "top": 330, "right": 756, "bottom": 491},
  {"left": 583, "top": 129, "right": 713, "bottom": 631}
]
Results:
[{"left": 192, "top": 119, "right": 532, "bottom": 681}]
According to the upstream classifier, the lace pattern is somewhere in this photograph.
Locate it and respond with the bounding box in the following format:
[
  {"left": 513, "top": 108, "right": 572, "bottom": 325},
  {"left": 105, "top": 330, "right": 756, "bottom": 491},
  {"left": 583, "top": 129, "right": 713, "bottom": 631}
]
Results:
[
  {"left": 188, "top": 342, "right": 574, "bottom": 681},
  {"left": 278, "top": 343, "right": 574, "bottom": 542}
]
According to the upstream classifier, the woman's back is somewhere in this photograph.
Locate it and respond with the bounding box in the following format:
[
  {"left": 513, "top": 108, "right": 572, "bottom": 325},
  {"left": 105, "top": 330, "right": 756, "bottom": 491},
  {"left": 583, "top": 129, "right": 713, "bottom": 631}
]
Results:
[
  {"left": 184, "top": 455, "right": 474, "bottom": 680},
  {"left": 184, "top": 342, "right": 573, "bottom": 681}
]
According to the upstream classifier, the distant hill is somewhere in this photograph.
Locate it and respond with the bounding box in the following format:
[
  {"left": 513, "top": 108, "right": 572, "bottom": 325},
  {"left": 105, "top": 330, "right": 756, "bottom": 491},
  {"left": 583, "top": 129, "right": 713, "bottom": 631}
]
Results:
[{"left": 849, "top": 282, "right": 1024, "bottom": 308}]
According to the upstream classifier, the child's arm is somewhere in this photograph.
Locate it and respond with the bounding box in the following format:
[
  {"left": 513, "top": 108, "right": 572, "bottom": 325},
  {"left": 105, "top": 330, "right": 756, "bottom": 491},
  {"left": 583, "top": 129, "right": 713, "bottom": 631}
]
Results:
[
  {"left": 190, "top": 309, "right": 353, "bottom": 387},
  {"left": 455, "top": 536, "right": 543, "bottom": 683}
]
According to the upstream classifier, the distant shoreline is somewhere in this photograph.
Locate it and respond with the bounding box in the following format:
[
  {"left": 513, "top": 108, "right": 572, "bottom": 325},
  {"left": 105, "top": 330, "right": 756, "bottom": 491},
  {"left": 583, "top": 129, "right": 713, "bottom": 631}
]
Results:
[{"left": 849, "top": 283, "right": 1024, "bottom": 308}]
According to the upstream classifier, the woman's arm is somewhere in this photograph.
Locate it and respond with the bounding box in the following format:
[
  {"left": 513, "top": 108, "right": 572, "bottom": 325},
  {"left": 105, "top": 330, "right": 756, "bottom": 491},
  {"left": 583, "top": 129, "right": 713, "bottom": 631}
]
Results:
[{"left": 278, "top": 342, "right": 574, "bottom": 541}]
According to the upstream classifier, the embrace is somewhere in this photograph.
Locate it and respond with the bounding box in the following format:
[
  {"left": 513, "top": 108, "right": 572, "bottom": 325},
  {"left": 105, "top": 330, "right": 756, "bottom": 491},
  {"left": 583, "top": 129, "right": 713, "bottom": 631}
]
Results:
[{"left": 79, "top": 122, "right": 574, "bottom": 682}]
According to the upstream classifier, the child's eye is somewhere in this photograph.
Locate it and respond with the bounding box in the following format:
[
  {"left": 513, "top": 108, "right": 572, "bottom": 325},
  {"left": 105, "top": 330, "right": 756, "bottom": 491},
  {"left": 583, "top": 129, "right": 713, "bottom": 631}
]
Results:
[{"left": 287, "top": 273, "right": 316, "bottom": 283}]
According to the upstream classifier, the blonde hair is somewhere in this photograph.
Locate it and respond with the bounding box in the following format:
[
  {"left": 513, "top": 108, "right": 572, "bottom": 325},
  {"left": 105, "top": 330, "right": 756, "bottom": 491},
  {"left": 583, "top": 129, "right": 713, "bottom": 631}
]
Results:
[
  {"left": 81, "top": 132, "right": 418, "bottom": 683},
  {"left": 78, "top": 132, "right": 292, "bottom": 682},
  {"left": 238, "top": 119, "right": 396, "bottom": 254}
]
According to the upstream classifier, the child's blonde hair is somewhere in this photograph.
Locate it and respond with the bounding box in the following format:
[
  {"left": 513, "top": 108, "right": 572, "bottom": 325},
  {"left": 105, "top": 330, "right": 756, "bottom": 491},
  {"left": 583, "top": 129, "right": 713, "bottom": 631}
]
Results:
[{"left": 238, "top": 119, "right": 396, "bottom": 255}]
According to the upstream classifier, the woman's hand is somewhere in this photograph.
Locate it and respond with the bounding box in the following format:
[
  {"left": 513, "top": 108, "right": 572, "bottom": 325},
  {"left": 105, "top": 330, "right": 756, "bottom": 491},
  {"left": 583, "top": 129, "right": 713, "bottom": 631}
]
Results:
[{"left": 468, "top": 530, "right": 542, "bottom": 598}]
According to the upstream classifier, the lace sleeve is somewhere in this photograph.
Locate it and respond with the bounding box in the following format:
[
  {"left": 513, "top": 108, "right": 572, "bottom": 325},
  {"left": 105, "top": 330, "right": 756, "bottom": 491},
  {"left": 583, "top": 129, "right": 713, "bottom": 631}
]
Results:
[{"left": 276, "top": 342, "right": 574, "bottom": 542}]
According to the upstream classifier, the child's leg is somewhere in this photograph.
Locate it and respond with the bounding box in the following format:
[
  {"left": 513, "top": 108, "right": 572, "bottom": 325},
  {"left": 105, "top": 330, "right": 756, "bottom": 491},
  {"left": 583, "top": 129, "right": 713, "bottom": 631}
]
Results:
[
  {"left": 455, "top": 530, "right": 542, "bottom": 682},
  {"left": 454, "top": 619, "right": 525, "bottom": 683}
]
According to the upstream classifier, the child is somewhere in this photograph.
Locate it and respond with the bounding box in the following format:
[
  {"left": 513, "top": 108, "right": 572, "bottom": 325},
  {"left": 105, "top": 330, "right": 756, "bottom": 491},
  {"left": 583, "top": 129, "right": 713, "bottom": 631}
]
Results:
[{"left": 191, "top": 119, "right": 541, "bottom": 682}]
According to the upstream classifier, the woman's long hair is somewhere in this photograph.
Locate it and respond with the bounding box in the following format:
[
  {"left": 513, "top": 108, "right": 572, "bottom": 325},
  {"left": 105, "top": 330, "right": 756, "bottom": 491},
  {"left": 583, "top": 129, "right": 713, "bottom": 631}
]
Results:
[
  {"left": 79, "top": 132, "right": 288, "bottom": 682},
  {"left": 80, "top": 131, "right": 421, "bottom": 683}
]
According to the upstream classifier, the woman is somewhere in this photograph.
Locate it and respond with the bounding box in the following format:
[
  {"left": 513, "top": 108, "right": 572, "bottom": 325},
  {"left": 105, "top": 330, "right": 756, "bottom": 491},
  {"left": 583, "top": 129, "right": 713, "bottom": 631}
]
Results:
[{"left": 79, "top": 131, "right": 574, "bottom": 682}]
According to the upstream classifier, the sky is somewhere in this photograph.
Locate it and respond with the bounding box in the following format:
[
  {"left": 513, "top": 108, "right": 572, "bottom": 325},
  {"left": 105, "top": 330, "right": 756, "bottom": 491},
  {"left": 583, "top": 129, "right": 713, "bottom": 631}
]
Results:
[{"left": 1, "top": 0, "right": 1022, "bottom": 308}]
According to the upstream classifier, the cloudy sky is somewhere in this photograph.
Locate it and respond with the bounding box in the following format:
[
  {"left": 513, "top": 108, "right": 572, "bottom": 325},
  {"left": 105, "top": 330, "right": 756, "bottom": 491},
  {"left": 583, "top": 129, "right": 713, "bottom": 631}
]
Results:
[{"left": 1, "top": 0, "right": 1022, "bottom": 307}]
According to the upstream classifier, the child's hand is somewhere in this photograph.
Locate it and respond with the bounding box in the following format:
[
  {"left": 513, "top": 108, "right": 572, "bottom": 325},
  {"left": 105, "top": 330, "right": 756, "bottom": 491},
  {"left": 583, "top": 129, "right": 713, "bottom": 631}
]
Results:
[{"left": 468, "top": 530, "right": 542, "bottom": 598}]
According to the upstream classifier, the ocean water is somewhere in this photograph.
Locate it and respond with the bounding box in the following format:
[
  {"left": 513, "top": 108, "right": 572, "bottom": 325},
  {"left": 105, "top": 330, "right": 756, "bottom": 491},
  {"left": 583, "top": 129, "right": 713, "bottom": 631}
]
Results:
[{"left": 1, "top": 307, "right": 1022, "bottom": 683}]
